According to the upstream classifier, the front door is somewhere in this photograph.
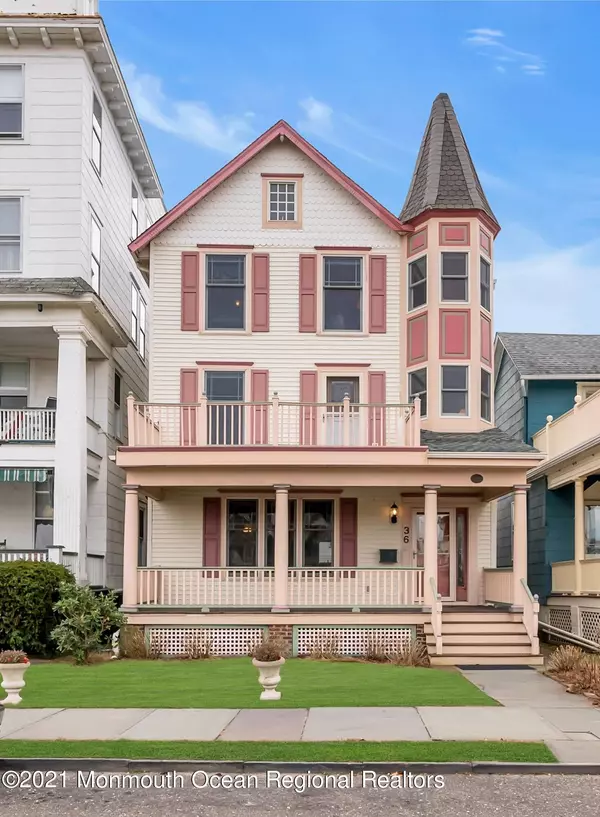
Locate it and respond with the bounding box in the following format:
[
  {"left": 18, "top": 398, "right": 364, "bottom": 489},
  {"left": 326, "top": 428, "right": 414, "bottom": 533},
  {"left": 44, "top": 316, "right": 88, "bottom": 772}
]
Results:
[
  {"left": 413, "top": 511, "right": 454, "bottom": 600},
  {"left": 325, "top": 377, "right": 359, "bottom": 445}
]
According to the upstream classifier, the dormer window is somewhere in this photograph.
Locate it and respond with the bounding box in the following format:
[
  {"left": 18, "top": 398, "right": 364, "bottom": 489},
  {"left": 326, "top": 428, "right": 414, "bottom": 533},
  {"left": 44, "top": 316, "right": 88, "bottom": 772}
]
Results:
[{"left": 262, "top": 174, "right": 303, "bottom": 229}]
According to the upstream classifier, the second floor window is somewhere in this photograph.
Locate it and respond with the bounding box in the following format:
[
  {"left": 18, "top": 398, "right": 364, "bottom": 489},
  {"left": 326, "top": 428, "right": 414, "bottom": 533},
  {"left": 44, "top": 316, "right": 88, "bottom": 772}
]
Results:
[
  {"left": 131, "top": 282, "right": 147, "bottom": 359},
  {"left": 0, "top": 361, "right": 28, "bottom": 409},
  {"left": 90, "top": 210, "right": 101, "bottom": 291},
  {"left": 113, "top": 371, "right": 123, "bottom": 440},
  {"left": 481, "top": 368, "right": 491, "bottom": 421},
  {"left": 0, "top": 65, "right": 23, "bottom": 139},
  {"left": 408, "top": 256, "right": 427, "bottom": 310},
  {"left": 92, "top": 93, "right": 102, "bottom": 175},
  {"left": 409, "top": 368, "right": 427, "bottom": 416},
  {"left": 441, "top": 365, "right": 468, "bottom": 415},
  {"left": 269, "top": 181, "right": 296, "bottom": 221},
  {"left": 0, "top": 197, "right": 21, "bottom": 272},
  {"left": 206, "top": 255, "right": 245, "bottom": 330},
  {"left": 323, "top": 256, "right": 362, "bottom": 331},
  {"left": 131, "top": 184, "right": 139, "bottom": 240},
  {"left": 441, "top": 252, "right": 468, "bottom": 301},
  {"left": 480, "top": 257, "right": 491, "bottom": 311}
]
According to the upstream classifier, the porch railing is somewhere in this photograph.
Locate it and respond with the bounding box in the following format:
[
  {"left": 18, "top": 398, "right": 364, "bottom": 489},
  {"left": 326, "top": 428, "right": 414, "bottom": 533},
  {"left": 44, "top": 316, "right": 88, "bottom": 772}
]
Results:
[
  {"left": 136, "top": 567, "right": 425, "bottom": 608},
  {"left": 483, "top": 567, "right": 514, "bottom": 605},
  {"left": 0, "top": 408, "right": 56, "bottom": 443},
  {"left": 127, "top": 395, "right": 422, "bottom": 449},
  {"left": 0, "top": 549, "right": 49, "bottom": 563},
  {"left": 0, "top": 548, "right": 105, "bottom": 587}
]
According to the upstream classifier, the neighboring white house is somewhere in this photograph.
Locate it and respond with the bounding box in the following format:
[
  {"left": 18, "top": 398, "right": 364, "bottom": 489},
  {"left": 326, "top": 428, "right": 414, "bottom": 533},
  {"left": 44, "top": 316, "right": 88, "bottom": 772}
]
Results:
[{"left": 0, "top": 0, "right": 165, "bottom": 588}]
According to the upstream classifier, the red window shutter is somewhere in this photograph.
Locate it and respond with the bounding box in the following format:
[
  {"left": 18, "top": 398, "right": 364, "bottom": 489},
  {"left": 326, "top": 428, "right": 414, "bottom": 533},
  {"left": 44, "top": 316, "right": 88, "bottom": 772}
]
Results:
[
  {"left": 299, "top": 370, "right": 318, "bottom": 445},
  {"left": 180, "top": 368, "right": 198, "bottom": 446},
  {"left": 368, "top": 371, "right": 386, "bottom": 446},
  {"left": 251, "top": 369, "right": 269, "bottom": 444},
  {"left": 252, "top": 253, "right": 270, "bottom": 332},
  {"left": 339, "top": 498, "right": 358, "bottom": 566},
  {"left": 299, "top": 254, "right": 317, "bottom": 332},
  {"left": 181, "top": 252, "right": 200, "bottom": 331},
  {"left": 369, "top": 255, "right": 387, "bottom": 333},
  {"left": 203, "top": 497, "right": 221, "bottom": 567}
]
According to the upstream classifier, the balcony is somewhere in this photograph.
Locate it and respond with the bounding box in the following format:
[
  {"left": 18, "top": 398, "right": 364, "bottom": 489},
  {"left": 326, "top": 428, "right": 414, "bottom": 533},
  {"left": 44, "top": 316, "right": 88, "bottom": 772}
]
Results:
[
  {"left": 551, "top": 559, "right": 600, "bottom": 595},
  {"left": 532, "top": 389, "right": 600, "bottom": 463},
  {"left": 126, "top": 397, "right": 421, "bottom": 449},
  {"left": 136, "top": 566, "right": 425, "bottom": 608},
  {"left": 0, "top": 409, "right": 56, "bottom": 443}
]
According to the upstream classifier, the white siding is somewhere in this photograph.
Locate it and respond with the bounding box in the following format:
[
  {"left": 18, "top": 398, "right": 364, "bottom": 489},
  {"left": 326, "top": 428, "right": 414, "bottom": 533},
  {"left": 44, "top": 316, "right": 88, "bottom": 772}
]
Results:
[
  {"left": 477, "top": 503, "right": 493, "bottom": 569},
  {"left": 151, "top": 489, "right": 205, "bottom": 567}
]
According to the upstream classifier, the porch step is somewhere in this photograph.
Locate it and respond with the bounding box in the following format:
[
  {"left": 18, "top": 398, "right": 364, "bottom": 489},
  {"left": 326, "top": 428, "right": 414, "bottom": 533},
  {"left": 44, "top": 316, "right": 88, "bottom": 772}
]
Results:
[
  {"left": 426, "top": 633, "right": 531, "bottom": 646},
  {"left": 440, "top": 612, "right": 521, "bottom": 623},
  {"left": 430, "top": 654, "right": 544, "bottom": 667},
  {"left": 425, "top": 622, "right": 525, "bottom": 635},
  {"left": 430, "top": 643, "right": 535, "bottom": 656}
]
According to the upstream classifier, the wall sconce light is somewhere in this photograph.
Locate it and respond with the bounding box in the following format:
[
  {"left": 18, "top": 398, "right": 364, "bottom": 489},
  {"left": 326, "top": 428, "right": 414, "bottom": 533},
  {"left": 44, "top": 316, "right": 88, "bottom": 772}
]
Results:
[{"left": 390, "top": 503, "right": 398, "bottom": 524}]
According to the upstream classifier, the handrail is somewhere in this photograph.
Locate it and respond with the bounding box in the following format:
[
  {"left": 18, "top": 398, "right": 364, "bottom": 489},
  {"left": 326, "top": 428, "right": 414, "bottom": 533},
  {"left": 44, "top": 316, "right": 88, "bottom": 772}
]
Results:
[
  {"left": 429, "top": 576, "right": 443, "bottom": 656},
  {"left": 539, "top": 621, "right": 600, "bottom": 653},
  {"left": 520, "top": 578, "right": 540, "bottom": 655}
]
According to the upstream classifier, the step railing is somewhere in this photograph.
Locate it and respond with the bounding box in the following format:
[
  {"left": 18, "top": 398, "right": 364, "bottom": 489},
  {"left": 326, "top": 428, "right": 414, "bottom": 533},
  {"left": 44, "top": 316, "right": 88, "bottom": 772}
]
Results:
[
  {"left": 520, "top": 578, "right": 540, "bottom": 655},
  {"left": 429, "top": 576, "right": 443, "bottom": 656}
]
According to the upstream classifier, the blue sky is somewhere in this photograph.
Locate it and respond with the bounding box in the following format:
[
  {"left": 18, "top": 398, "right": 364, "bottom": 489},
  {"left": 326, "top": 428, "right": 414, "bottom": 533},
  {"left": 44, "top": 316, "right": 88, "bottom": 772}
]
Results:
[{"left": 102, "top": 0, "right": 600, "bottom": 334}]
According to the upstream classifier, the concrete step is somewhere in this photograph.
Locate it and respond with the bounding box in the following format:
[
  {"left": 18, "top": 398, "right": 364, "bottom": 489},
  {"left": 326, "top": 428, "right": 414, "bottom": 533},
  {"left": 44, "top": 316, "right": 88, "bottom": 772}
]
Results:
[
  {"left": 426, "top": 633, "right": 531, "bottom": 646},
  {"left": 429, "top": 654, "right": 545, "bottom": 667},
  {"left": 424, "top": 622, "right": 525, "bottom": 635}
]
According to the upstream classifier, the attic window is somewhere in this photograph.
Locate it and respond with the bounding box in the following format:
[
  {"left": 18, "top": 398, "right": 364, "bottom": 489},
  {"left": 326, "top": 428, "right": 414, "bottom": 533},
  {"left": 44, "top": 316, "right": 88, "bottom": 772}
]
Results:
[{"left": 262, "top": 176, "right": 303, "bottom": 229}]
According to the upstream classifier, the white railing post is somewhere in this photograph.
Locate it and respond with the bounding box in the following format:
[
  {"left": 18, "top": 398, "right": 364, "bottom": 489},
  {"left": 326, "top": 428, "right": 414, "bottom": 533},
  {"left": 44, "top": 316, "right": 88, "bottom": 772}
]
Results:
[
  {"left": 342, "top": 394, "right": 350, "bottom": 447},
  {"left": 544, "top": 415, "right": 553, "bottom": 459},
  {"left": 46, "top": 545, "right": 64, "bottom": 564},
  {"left": 126, "top": 393, "right": 136, "bottom": 445},
  {"left": 429, "top": 577, "right": 443, "bottom": 655},
  {"left": 198, "top": 395, "right": 208, "bottom": 445},
  {"left": 271, "top": 393, "right": 280, "bottom": 446}
]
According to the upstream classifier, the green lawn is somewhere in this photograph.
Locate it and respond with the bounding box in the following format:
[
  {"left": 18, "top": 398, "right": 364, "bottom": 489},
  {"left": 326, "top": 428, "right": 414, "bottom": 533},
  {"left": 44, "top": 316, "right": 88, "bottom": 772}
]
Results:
[
  {"left": 13, "top": 659, "right": 498, "bottom": 708},
  {"left": 0, "top": 740, "right": 555, "bottom": 763}
]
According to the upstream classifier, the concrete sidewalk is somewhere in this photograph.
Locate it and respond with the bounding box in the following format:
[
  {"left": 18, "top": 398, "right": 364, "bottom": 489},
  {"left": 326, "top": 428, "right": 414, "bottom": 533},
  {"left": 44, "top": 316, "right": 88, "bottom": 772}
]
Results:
[{"left": 1, "top": 669, "right": 599, "bottom": 762}]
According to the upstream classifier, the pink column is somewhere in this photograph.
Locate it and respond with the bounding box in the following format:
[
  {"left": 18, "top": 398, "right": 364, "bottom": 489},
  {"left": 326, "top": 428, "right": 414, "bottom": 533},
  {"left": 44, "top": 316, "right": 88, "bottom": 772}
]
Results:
[
  {"left": 122, "top": 484, "right": 140, "bottom": 610},
  {"left": 512, "top": 485, "right": 529, "bottom": 608},
  {"left": 423, "top": 485, "right": 440, "bottom": 606},
  {"left": 272, "top": 485, "right": 290, "bottom": 612}
]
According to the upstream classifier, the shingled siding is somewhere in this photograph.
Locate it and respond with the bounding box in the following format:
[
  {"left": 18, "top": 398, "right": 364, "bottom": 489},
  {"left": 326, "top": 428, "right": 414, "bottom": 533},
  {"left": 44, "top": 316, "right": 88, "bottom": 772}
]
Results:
[
  {"left": 494, "top": 352, "right": 524, "bottom": 443},
  {"left": 496, "top": 494, "right": 513, "bottom": 568},
  {"left": 527, "top": 478, "right": 547, "bottom": 601}
]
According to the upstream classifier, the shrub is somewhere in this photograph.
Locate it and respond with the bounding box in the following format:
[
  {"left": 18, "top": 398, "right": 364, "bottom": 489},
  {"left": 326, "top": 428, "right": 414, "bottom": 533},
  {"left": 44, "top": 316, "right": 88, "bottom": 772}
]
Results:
[
  {"left": 183, "top": 632, "right": 213, "bottom": 660},
  {"left": 251, "top": 635, "right": 288, "bottom": 662},
  {"left": 308, "top": 635, "right": 342, "bottom": 661},
  {"left": 51, "top": 582, "right": 125, "bottom": 665},
  {"left": 119, "top": 625, "right": 149, "bottom": 659},
  {"left": 0, "top": 561, "right": 75, "bottom": 655},
  {"left": 546, "top": 645, "right": 586, "bottom": 674},
  {"left": 391, "top": 641, "right": 430, "bottom": 668},
  {"left": 0, "top": 650, "right": 28, "bottom": 664}
]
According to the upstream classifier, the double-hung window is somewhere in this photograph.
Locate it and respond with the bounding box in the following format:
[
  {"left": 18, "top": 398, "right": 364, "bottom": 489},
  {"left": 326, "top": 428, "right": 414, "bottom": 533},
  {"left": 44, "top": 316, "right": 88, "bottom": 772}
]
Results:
[
  {"left": 408, "top": 256, "right": 427, "bottom": 310},
  {"left": 303, "top": 500, "right": 334, "bottom": 566},
  {"left": 0, "top": 362, "right": 28, "bottom": 410},
  {"left": 0, "top": 197, "right": 22, "bottom": 272},
  {"left": 0, "top": 65, "right": 23, "bottom": 139},
  {"left": 131, "top": 282, "right": 147, "bottom": 359},
  {"left": 481, "top": 369, "right": 491, "bottom": 422},
  {"left": 92, "top": 93, "right": 102, "bottom": 175},
  {"left": 227, "top": 499, "right": 258, "bottom": 566},
  {"left": 268, "top": 181, "right": 296, "bottom": 221},
  {"left": 480, "top": 257, "right": 491, "bottom": 311},
  {"left": 90, "top": 209, "right": 101, "bottom": 291},
  {"left": 409, "top": 368, "right": 427, "bottom": 416},
  {"left": 441, "top": 365, "right": 468, "bottom": 415},
  {"left": 131, "top": 184, "right": 139, "bottom": 240},
  {"left": 205, "top": 255, "right": 245, "bottom": 330},
  {"left": 441, "top": 252, "right": 468, "bottom": 301},
  {"left": 323, "top": 257, "right": 362, "bottom": 331}
]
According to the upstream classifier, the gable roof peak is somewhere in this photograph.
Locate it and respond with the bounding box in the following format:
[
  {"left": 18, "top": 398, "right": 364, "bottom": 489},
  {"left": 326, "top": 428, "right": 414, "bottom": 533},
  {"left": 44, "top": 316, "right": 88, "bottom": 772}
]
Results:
[{"left": 400, "top": 92, "right": 499, "bottom": 229}]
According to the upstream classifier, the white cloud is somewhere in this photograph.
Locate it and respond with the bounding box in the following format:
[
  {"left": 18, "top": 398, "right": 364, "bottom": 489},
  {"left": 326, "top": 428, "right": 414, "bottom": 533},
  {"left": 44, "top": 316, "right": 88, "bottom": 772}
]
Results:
[
  {"left": 466, "top": 28, "right": 545, "bottom": 76},
  {"left": 122, "top": 63, "right": 254, "bottom": 154},
  {"left": 495, "top": 231, "right": 600, "bottom": 333}
]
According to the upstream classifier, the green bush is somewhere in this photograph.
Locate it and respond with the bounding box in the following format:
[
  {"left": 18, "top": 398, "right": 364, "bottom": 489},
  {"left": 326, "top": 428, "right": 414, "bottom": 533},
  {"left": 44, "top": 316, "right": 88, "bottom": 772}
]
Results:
[
  {"left": 51, "top": 582, "right": 125, "bottom": 664},
  {"left": 0, "top": 561, "right": 75, "bottom": 655}
]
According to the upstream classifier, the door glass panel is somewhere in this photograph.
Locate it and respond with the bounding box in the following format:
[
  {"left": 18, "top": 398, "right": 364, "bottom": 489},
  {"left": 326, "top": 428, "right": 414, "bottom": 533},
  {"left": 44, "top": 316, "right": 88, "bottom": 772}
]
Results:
[
  {"left": 326, "top": 377, "right": 359, "bottom": 445},
  {"left": 227, "top": 499, "right": 257, "bottom": 566},
  {"left": 303, "top": 500, "right": 333, "bottom": 566},
  {"left": 456, "top": 510, "right": 467, "bottom": 588}
]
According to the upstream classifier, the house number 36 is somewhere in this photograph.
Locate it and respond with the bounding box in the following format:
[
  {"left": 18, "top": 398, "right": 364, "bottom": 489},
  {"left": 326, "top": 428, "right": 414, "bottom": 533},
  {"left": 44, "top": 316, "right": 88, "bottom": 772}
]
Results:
[{"left": 403, "top": 526, "right": 410, "bottom": 544}]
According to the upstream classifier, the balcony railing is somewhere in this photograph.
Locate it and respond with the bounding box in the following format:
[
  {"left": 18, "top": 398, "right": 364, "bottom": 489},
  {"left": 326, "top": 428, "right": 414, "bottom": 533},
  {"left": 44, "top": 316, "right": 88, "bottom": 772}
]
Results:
[
  {"left": 136, "top": 566, "right": 425, "bottom": 607},
  {"left": 533, "top": 388, "right": 600, "bottom": 462},
  {"left": 127, "top": 396, "right": 421, "bottom": 449},
  {"left": 0, "top": 409, "right": 56, "bottom": 443}
]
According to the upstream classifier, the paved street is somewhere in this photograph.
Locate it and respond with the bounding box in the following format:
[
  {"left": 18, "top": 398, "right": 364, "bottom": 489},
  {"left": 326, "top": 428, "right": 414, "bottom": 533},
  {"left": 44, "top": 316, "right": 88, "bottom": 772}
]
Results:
[{"left": 1, "top": 774, "right": 599, "bottom": 816}]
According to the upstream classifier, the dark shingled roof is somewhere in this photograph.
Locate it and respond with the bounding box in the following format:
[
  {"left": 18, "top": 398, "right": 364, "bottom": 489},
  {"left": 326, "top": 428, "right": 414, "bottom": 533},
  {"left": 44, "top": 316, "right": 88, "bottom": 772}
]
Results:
[
  {"left": 498, "top": 332, "right": 600, "bottom": 377},
  {"left": 421, "top": 429, "right": 537, "bottom": 454},
  {"left": 0, "top": 277, "right": 95, "bottom": 297},
  {"left": 400, "top": 93, "right": 498, "bottom": 227}
]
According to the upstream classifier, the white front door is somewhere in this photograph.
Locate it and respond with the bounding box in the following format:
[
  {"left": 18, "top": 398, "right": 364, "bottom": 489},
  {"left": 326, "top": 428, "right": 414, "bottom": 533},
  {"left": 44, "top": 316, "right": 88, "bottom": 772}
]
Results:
[{"left": 412, "top": 510, "right": 456, "bottom": 601}]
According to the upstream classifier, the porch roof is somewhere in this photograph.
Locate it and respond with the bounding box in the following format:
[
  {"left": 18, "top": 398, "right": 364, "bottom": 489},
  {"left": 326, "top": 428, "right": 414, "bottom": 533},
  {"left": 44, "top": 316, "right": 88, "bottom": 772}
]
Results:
[{"left": 421, "top": 429, "right": 538, "bottom": 454}]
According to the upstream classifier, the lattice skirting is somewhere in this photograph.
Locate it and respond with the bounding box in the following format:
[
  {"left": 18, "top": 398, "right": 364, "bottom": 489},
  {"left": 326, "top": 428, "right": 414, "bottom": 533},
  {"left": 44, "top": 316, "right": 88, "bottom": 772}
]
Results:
[
  {"left": 146, "top": 626, "right": 267, "bottom": 656},
  {"left": 293, "top": 625, "right": 415, "bottom": 656},
  {"left": 581, "top": 609, "right": 600, "bottom": 643},
  {"left": 548, "top": 606, "right": 572, "bottom": 634}
]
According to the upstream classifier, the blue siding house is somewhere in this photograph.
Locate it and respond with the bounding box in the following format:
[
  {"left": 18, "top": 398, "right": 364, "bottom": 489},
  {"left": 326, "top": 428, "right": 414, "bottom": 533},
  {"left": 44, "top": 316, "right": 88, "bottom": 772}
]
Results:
[{"left": 494, "top": 333, "right": 600, "bottom": 604}]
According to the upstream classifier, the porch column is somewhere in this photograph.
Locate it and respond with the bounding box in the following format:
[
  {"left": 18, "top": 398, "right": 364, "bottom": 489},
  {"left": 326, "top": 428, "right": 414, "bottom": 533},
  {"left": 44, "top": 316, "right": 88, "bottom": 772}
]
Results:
[
  {"left": 574, "top": 477, "right": 585, "bottom": 595},
  {"left": 122, "top": 484, "right": 140, "bottom": 610},
  {"left": 423, "top": 485, "right": 440, "bottom": 607},
  {"left": 512, "top": 485, "right": 529, "bottom": 607},
  {"left": 53, "top": 326, "right": 89, "bottom": 583},
  {"left": 272, "top": 484, "right": 290, "bottom": 612}
]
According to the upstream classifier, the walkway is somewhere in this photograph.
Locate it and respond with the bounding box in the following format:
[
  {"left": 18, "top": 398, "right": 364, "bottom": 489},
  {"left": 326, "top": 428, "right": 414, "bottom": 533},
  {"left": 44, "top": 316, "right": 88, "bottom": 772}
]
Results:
[{"left": 1, "top": 669, "right": 599, "bottom": 762}]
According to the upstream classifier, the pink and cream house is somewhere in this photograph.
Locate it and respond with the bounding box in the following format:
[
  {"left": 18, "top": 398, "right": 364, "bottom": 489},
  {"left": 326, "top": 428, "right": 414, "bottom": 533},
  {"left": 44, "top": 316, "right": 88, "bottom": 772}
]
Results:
[{"left": 118, "top": 94, "right": 544, "bottom": 664}]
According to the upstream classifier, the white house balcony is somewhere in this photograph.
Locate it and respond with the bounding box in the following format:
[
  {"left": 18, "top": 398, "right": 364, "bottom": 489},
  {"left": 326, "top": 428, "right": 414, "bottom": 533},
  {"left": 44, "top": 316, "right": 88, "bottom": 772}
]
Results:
[
  {"left": 532, "top": 388, "right": 600, "bottom": 469},
  {"left": 0, "top": 408, "right": 56, "bottom": 443},
  {"left": 126, "top": 395, "right": 422, "bottom": 450}
]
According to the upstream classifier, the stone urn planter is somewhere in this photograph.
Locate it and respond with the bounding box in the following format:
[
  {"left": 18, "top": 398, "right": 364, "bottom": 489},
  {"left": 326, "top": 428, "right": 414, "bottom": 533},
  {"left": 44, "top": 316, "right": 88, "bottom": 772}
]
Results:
[
  {"left": 251, "top": 636, "right": 287, "bottom": 701},
  {"left": 0, "top": 651, "right": 30, "bottom": 705}
]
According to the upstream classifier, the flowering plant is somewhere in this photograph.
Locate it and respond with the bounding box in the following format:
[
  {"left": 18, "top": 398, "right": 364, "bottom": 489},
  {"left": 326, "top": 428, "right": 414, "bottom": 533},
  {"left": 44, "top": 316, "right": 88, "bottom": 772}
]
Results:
[{"left": 0, "top": 650, "right": 29, "bottom": 664}]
